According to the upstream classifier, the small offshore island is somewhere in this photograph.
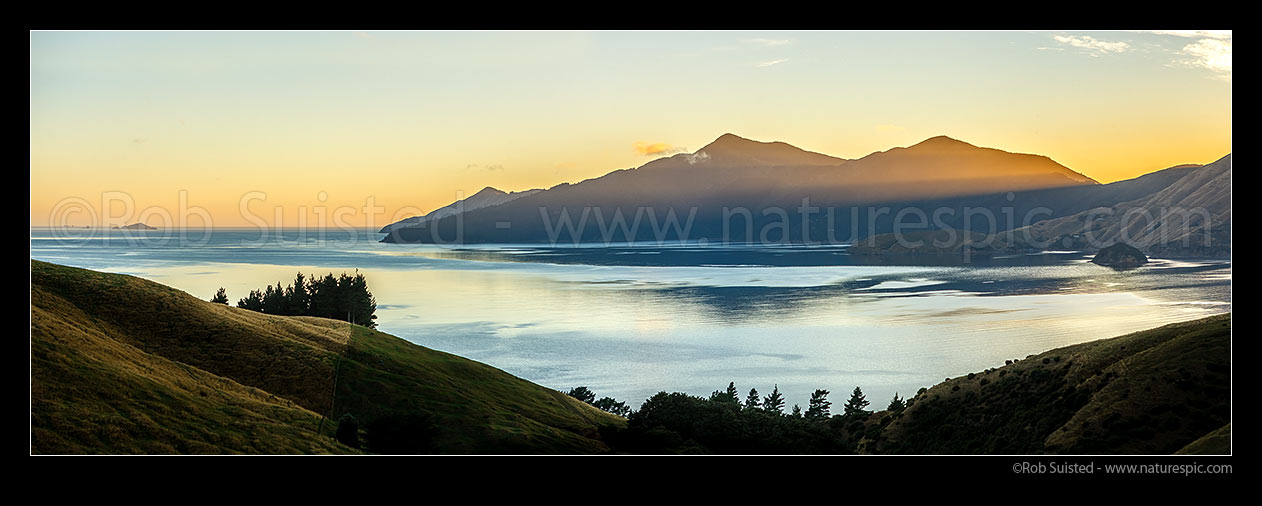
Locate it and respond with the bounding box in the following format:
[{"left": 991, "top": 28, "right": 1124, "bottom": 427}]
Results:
[
  {"left": 112, "top": 223, "right": 158, "bottom": 231},
  {"left": 1091, "top": 242, "right": 1149, "bottom": 270}
]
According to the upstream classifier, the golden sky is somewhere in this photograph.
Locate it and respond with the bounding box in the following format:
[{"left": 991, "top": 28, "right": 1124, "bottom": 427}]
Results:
[{"left": 30, "top": 30, "right": 1231, "bottom": 227}]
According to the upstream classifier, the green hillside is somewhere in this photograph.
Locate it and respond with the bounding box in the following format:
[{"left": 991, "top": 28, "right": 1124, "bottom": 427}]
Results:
[
  {"left": 874, "top": 313, "right": 1231, "bottom": 454},
  {"left": 30, "top": 260, "right": 623, "bottom": 454}
]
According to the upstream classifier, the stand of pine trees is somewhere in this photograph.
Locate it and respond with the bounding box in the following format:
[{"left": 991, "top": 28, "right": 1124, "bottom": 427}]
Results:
[
  {"left": 236, "top": 271, "right": 377, "bottom": 328},
  {"left": 591, "top": 382, "right": 903, "bottom": 454}
]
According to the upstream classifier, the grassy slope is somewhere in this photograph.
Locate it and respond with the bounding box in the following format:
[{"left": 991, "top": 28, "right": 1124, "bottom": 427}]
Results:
[
  {"left": 31, "top": 272, "right": 354, "bottom": 454},
  {"left": 1175, "top": 424, "right": 1231, "bottom": 455},
  {"left": 874, "top": 313, "right": 1231, "bottom": 454},
  {"left": 30, "top": 260, "right": 622, "bottom": 454},
  {"left": 333, "top": 326, "right": 623, "bottom": 453}
]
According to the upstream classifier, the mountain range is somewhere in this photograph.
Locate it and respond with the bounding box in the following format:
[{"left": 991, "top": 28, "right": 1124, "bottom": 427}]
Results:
[
  {"left": 995, "top": 154, "right": 1231, "bottom": 257},
  {"left": 380, "top": 134, "right": 1229, "bottom": 257},
  {"left": 380, "top": 187, "right": 541, "bottom": 235}
]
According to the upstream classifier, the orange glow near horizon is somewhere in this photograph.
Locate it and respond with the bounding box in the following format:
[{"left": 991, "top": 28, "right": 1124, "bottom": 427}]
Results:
[{"left": 31, "top": 30, "right": 1230, "bottom": 227}]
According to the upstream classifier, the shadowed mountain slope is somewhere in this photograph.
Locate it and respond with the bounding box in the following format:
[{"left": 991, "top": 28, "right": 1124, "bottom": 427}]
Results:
[
  {"left": 999, "top": 154, "right": 1231, "bottom": 257},
  {"left": 381, "top": 186, "right": 542, "bottom": 234},
  {"left": 384, "top": 134, "right": 1098, "bottom": 244}
]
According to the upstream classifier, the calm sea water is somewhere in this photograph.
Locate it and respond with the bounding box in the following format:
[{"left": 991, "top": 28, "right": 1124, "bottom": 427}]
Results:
[{"left": 30, "top": 227, "right": 1232, "bottom": 410}]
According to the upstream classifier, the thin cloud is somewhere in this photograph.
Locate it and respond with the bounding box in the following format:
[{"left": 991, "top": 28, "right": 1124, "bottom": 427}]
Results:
[
  {"left": 1052, "top": 34, "right": 1130, "bottom": 56},
  {"left": 1139, "top": 30, "right": 1232, "bottom": 80},
  {"left": 756, "top": 58, "right": 788, "bottom": 68},
  {"left": 1180, "top": 38, "right": 1231, "bottom": 79},
  {"left": 634, "top": 141, "right": 686, "bottom": 156},
  {"left": 1144, "top": 30, "right": 1231, "bottom": 40},
  {"left": 744, "top": 38, "right": 792, "bottom": 47}
]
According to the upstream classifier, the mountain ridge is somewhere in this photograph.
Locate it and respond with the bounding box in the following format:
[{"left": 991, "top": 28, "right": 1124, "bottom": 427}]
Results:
[
  {"left": 380, "top": 186, "right": 542, "bottom": 234},
  {"left": 383, "top": 133, "right": 1105, "bottom": 244},
  {"left": 847, "top": 159, "right": 1226, "bottom": 257},
  {"left": 998, "top": 154, "right": 1231, "bottom": 257}
]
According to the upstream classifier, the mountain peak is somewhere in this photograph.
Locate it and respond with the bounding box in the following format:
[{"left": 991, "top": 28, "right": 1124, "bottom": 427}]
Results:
[
  {"left": 908, "top": 135, "right": 976, "bottom": 150},
  {"left": 473, "top": 186, "right": 506, "bottom": 197},
  {"left": 690, "top": 133, "right": 846, "bottom": 167},
  {"left": 701, "top": 133, "right": 760, "bottom": 151}
]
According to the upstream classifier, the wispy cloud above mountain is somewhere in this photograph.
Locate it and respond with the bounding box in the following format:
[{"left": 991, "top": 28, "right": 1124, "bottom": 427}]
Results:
[
  {"left": 1051, "top": 35, "right": 1130, "bottom": 56},
  {"left": 634, "top": 141, "right": 686, "bottom": 156}
]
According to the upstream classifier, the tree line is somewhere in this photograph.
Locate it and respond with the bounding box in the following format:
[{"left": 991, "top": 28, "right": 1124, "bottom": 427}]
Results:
[
  {"left": 569, "top": 382, "right": 913, "bottom": 454},
  {"left": 209, "top": 271, "right": 377, "bottom": 328}
]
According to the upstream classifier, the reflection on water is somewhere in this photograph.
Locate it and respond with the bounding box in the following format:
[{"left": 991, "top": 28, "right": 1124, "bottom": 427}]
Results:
[{"left": 29, "top": 228, "right": 1231, "bottom": 410}]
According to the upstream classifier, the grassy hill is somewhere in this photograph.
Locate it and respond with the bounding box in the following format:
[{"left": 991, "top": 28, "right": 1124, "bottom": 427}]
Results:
[
  {"left": 872, "top": 313, "right": 1231, "bottom": 454},
  {"left": 30, "top": 260, "right": 623, "bottom": 454}
]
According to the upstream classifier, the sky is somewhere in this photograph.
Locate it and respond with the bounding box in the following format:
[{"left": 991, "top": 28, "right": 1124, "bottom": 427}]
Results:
[{"left": 30, "top": 30, "right": 1231, "bottom": 228}]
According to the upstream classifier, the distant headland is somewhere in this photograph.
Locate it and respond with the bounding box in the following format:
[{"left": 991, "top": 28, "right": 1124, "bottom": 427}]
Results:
[{"left": 113, "top": 223, "right": 158, "bottom": 230}]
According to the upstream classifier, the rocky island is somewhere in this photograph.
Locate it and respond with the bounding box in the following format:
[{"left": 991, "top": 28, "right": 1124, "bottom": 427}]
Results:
[
  {"left": 113, "top": 223, "right": 158, "bottom": 230},
  {"left": 1091, "top": 242, "right": 1148, "bottom": 269}
]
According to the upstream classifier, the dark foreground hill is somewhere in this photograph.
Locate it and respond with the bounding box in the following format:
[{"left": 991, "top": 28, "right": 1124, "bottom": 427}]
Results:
[
  {"left": 598, "top": 313, "right": 1230, "bottom": 455},
  {"left": 30, "top": 260, "right": 622, "bottom": 454},
  {"left": 873, "top": 313, "right": 1231, "bottom": 454},
  {"left": 30, "top": 261, "right": 1229, "bottom": 455}
]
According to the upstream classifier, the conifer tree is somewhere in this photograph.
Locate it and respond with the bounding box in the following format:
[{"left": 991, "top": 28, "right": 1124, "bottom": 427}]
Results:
[
  {"left": 566, "top": 386, "right": 596, "bottom": 404},
  {"left": 843, "top": 386, "right": 870, "bottom": 418},
  {"left": 234, "top": 271, "right": 377, "bottom": 327},
  {"left": 347, "top": 270, "right": 377, "bottom": 328},
  {"left": 288, "top": 272, "right": 309, "bottom": 315},
  {"left": 593, "top": 397, "right": 631, "bottom": 417},
  {"left": 763, "top": 385, "right": 786, "bottom": 415},
  {"left": 237, "top": 289, "right": 264, "bottom": 311},
  {"left": 805, "top": 389, "right": 831, "bottom": 420},
  {"left": 210, "top": 287, "right": 229, "bottom": 304},
  {"left": 709, "top": 381, "right": 741, "bottom": 408},
  {"left": 744, "top": 388, "right": 762, "bottom": 411},
  {"left": 262, "top": 283, "right": 287, "bottom": 314},
  {"left": 887, "top": 392, "right": 906, "bottom": 412}
]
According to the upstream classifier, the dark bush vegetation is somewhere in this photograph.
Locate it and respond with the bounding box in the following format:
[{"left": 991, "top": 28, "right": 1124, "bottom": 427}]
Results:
[
  {"left": 600, "top": 382, "right": 881, "bottom": 454},
  {"left": 363, "top": 412, "right": 438, "bottom": 454},
  {"left": 335, "top": 413, "right": 360, "bottom": 449},
  {"left": 237, "top": 271, "right": 377, "bottom": 328},
  {"left": 567, "top": 386, "right": 631, "bottom": 417},
  {"left": 210, "top": 287, "right": 229, "bottom": 304}
]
